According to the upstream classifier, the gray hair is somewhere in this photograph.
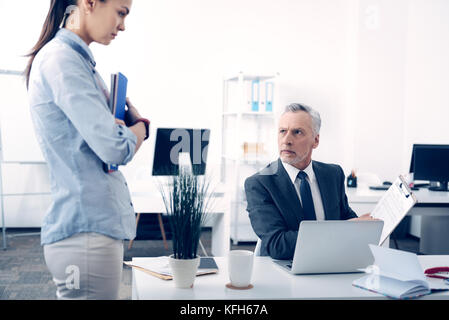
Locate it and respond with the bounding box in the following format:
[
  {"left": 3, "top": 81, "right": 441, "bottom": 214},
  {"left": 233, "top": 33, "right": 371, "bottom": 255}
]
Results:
[{"left": 283, "top": 103, "right": 321, "bottom": 136}]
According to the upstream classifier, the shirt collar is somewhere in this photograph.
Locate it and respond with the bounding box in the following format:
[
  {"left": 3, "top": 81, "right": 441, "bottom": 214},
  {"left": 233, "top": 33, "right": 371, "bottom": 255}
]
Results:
[
  {"left": 281, "top": 160, "right": 315, "bottom": 184},
  {"left": 56, "top": 28, "right": 96, "bottom": 67}
]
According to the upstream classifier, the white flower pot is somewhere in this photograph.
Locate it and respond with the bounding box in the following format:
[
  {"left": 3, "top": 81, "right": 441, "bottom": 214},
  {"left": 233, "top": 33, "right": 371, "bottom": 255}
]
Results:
[{"left": 168, "top": 255, "right": 200, "bottom": 288}]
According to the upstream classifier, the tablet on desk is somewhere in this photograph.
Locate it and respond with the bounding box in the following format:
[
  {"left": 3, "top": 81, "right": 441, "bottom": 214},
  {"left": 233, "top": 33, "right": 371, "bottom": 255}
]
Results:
[{"left": 199, "top": 257, "right": 218, "bottom": 270}]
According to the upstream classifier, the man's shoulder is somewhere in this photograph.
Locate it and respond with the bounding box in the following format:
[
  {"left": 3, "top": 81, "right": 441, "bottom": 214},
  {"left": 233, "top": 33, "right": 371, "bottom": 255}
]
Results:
[
  {"left": 313, "top": 160, "right": 342, "bottom": 171},
  {"left": 245, "top": 160, "right": 281, "bottom": 185},
  {"left": 312, "top": 160, "right": 343, "bottom": 174}
]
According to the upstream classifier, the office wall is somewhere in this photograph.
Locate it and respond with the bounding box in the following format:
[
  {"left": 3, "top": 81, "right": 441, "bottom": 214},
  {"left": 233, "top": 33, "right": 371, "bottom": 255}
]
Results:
[
  {"left": 91, "top": 0, "right": 353, "bottom": 174},
  {"left": 402, "top": 0, "right": 449, "bottom": 170},
  {"left": 351, "top": 0, "right": 409, "bottom": 182},
  {"left": 343, "top": 0, "right": 449, "bottom": 182},
  {"left": 0, "top": 2, "right": 48, "bottom": 70}
]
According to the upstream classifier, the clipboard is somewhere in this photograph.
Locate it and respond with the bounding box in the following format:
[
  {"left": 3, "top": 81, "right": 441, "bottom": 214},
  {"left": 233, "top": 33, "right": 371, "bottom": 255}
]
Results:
[{"left": 370, "top": 175, "right": 417, "bottom": 246}]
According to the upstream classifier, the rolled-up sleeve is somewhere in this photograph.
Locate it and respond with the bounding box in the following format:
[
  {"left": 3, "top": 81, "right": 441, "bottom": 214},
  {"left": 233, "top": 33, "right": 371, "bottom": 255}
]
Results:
[{"left": 40, "top": 48, "right": 137, "bottom": 165}]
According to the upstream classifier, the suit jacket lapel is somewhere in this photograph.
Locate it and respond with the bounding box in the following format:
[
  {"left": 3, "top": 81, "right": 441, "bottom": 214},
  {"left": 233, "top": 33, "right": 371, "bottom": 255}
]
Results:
[
  {"left": 272, "top": 159, "right": 304, "bottom": 223},
  {"left": 313, "top": 161, "right": 333, "bottom": 220}
]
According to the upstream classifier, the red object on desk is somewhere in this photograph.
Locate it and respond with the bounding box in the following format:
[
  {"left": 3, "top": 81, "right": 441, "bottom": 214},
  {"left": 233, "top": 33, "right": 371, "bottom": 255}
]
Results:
[{"left": 425, "top": 267, "right": 449, "bottom": 279}]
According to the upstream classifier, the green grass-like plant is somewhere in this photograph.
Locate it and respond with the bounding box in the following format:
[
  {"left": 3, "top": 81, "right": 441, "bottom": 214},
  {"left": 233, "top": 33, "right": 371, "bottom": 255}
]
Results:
[{"left": 160, "top": 170, "right": 211, "bottom": 260}]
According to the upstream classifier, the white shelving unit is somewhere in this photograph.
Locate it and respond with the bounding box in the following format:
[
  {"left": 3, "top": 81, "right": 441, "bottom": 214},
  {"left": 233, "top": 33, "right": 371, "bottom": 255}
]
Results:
[
  {"left": 221, "top": 72, "right": 279, "bottom": 244},
  {"left": 0, "top": 70, "right": 52, "bottom": 249}
]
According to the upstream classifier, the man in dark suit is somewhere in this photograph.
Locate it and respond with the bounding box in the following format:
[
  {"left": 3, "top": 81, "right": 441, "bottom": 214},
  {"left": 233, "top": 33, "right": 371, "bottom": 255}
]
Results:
[{"left": 245, "top": 103, "right": 373, "bottom": 260}]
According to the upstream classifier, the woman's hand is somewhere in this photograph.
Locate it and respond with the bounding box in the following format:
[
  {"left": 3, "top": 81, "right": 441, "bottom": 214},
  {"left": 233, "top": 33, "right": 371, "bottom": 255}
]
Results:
[
  {"left": 124, "top": 98, "right": 142, "bottom": 127},
  {"left": 115, "top": 119, "right": 126, "bottom": 126},
  {"left": 122, "top": 98, "right": 147, "bottom": 154}
]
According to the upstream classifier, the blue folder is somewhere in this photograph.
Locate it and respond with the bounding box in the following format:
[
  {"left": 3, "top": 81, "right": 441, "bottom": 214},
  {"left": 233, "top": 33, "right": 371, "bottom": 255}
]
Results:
[
  {"left": 104, "top": 72, "right": 128, "bottom": 173},
  {"left": 110, "top": 72, "right": 128, "bottom": 120}
]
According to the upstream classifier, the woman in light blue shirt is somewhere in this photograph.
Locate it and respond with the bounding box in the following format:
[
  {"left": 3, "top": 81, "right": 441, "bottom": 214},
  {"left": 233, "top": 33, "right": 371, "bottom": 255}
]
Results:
[{"left": 25, "top": 0, "right": 147, "bottom": 299}]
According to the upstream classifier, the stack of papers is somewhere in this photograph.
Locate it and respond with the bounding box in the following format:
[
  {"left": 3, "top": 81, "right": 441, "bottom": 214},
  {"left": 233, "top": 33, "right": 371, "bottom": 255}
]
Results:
[
  {"left": 124, "top": 256, "right": 219, "bottom": 280},
  {"left": 353, "top": 245, "right": 449, "bottom": 299}
]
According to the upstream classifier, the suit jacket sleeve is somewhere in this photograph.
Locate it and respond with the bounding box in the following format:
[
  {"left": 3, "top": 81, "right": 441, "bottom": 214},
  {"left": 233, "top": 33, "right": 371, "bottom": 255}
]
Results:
[
  {"left": 337, "top": 166, "right": 358, "bottom": 220},
  {"left": 244, "top": 176, "right": 298, "bottom": 260}
]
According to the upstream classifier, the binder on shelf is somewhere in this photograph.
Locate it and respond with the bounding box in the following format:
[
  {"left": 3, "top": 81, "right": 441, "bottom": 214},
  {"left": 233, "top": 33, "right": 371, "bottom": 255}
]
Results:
[
  {"left": 265, "top": 82, "right": 274, "bottom": 112},
  {"left": 259, "top": 79, "right": 265, "bottom": 111},
  {"left": 251, "top": 80, "right": 260, "bottom": 112},
  {"left": 104, "top": 72, "right": 128, "bottom": 173},
  {"left": 244, "top": 80, "right": 252, "bottom": 112}
]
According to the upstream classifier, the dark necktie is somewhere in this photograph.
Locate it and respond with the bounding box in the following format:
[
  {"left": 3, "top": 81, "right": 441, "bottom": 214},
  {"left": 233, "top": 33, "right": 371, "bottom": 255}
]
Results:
[{"left": 297, "top": 171, "right": 317, "bottom": 221}]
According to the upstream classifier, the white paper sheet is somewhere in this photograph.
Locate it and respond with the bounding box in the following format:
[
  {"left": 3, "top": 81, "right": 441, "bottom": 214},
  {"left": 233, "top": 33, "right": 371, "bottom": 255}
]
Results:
[{"left": 370, "top": 176, "right": 417, "bottom": 245}]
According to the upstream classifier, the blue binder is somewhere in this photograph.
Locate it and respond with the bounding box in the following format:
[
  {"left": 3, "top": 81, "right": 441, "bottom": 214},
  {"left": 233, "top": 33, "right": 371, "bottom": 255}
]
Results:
[
  {"left": 251, "top": 80, "right": 260, "bottom": 112},
  {"left": 265, "top": 82, "right": 274, "bottom": 112},
  {"left": 104, "top": 72, "right": 128, "bottom": 173},
  {"left": 110, "top": 72, "right": 128, "bottom": 120}
]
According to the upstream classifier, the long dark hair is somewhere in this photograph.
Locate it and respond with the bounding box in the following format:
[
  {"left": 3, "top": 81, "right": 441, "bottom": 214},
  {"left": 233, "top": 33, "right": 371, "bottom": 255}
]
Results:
[{"left": 24, "top": 0, "right": 77, "bottom": 88}]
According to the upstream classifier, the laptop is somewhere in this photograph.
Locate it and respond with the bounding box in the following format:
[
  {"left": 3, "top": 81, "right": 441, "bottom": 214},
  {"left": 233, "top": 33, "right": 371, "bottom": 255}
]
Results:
[{"left": 274, "top": 220, "right": 384, "bottom": 274}]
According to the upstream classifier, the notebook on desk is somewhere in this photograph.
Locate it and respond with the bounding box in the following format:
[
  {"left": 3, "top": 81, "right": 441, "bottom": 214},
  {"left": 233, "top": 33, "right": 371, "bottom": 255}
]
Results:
[
  {"left": 352, "top": 245, "right": 449, "bottom": 299},
  {"left": 274, "top": 220, "right": 384, "bottom": 274}
]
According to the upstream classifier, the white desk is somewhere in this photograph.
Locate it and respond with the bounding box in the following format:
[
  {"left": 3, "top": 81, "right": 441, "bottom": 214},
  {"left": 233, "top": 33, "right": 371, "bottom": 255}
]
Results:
[
  {"left": 132, "top": 256, "right": 449, "bottom": 300},
  {"left": 347, "top": 187, "right": 449, "bottom": 214}
]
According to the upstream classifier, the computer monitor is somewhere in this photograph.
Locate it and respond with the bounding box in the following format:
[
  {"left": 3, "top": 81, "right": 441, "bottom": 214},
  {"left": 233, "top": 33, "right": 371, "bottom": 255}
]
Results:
[
  {"left": 152, "top": 128, "right": 210, "bottom": 176},
  {"left": 409, "top": 144, "right": 449, "bottom": 191}
]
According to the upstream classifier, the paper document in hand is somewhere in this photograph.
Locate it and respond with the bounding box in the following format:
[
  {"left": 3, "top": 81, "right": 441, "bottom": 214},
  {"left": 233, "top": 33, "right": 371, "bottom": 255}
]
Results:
[
  {"left": 353, "top": 245, "right": 431, "bottom": 299},
  {"left": 370, "top": 176, "right": 417, "bottom": 245}
]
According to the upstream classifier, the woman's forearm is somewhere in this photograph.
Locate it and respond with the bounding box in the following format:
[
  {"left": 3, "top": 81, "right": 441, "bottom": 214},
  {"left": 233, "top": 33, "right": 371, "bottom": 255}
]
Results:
[{"left": 129, "top": 122, "right": 146, "bottom": 154}]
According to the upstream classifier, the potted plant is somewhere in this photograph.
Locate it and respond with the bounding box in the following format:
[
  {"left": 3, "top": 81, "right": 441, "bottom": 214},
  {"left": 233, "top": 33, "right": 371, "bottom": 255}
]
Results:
[{"left": 160, "top": 168, "right": 211, "bottom": 288}]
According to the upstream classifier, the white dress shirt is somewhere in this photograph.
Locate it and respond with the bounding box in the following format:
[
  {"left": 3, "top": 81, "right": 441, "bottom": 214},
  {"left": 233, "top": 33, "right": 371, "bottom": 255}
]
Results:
[{"left": 281, "top": 160, "right": 326, "bottom": 221}]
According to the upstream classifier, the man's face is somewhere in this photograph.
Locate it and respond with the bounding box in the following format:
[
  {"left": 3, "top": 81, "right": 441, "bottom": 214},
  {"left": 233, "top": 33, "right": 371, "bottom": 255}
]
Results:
[{"left": 278, "top": 111, "right": 320, "bottom": 169}]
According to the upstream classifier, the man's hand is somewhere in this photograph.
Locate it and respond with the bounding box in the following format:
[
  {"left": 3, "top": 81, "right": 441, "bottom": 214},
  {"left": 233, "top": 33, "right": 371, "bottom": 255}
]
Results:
[{"left": 349, "top": 213, "right": 380, "bottom": 221}]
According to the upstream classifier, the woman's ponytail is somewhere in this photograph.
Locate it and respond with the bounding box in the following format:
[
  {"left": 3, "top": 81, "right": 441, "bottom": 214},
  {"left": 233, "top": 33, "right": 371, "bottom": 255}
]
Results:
[{"left": 24, "top": 0, "right": 77, "bottom": 88}]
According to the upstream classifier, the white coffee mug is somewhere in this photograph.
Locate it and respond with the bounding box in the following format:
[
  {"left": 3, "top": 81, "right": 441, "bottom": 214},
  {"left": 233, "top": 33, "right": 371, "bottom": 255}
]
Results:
[{"left": 228, "top": 250, "right": 254, "bottom": 287}]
